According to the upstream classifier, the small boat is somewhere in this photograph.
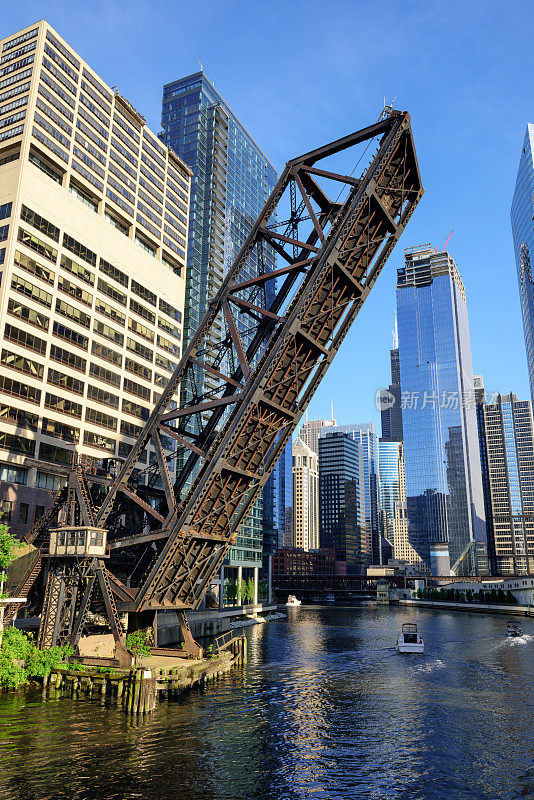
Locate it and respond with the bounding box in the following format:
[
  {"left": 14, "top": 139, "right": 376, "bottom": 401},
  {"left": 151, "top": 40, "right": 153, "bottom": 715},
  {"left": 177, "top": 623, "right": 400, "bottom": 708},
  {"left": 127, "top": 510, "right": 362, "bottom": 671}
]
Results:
[
  {"left": 286, "top": 595, "right": 301, "bottom": 606},
  {"left": 506, "top": 620, "right": 523, "bottom": 637},
  {"left": 397, "top": 622, "right": 424, "bottom": 654},
  {"left": 324, "top": 593, "right": 335, "bottom": 604}
]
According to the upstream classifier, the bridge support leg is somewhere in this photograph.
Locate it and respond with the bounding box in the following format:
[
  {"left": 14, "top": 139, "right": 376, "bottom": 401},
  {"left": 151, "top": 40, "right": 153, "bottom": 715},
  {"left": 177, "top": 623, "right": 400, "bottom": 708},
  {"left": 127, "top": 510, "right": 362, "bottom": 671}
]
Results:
[
  {"left": 127, "top": 610, "right": 158, "bottom": 647},
  {"left": 177, "top": 610, "right": 203, "bottom": 659}
]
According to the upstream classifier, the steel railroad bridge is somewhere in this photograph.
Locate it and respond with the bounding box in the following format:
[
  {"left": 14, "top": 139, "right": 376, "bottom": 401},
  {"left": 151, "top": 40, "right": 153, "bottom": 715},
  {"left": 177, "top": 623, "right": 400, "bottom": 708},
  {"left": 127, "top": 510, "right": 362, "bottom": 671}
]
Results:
[{"left": 18, "top": 109, "right": 422, "bottom": 659}]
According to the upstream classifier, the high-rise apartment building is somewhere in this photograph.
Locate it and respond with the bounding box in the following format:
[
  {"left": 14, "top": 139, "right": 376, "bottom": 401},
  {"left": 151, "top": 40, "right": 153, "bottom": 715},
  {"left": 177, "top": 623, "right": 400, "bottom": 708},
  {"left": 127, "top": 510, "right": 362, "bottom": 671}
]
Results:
[
  {"left": 319, "top": 430, "right": 368, "bottom": 573},
  {"left": 511, "top": 125, "right": 534, "bottom": 407},
  {"left": 478, "top": 391, "right": 534, "bottom": 575},
  {"left": 0, "top": 22, "right": 190, "bottom": 537},
  {"left": 160, "top": 71, "right": 277, "bottom": 574},
  {"left": 263, "top": 441, "right": 293, "bottom": 552},
  {"left": 300, "top": 417, "right": 336, "bottom": 457},
  {"left": 292, "top": 436, "right": 319, "bottom": 551},
  {"left": 322, "top": 423, "right": 381, "bottom": 563},
  {"left": 397, "top": 245, "right": 486, "bottom": 575}
]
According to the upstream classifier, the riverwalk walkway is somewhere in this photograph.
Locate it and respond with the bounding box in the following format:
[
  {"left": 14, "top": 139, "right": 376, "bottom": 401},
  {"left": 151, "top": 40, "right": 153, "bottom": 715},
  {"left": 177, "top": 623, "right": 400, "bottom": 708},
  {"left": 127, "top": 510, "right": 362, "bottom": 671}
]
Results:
[{"left": 400, "top": 598, "right": 534, "bottom": 616}]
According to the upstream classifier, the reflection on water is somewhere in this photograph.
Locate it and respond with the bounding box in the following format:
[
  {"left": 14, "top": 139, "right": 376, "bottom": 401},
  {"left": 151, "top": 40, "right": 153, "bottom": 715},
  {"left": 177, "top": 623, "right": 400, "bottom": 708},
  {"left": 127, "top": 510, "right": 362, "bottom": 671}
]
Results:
[{"left": 1, "top": 606, "right": 534, "bottom": 800}]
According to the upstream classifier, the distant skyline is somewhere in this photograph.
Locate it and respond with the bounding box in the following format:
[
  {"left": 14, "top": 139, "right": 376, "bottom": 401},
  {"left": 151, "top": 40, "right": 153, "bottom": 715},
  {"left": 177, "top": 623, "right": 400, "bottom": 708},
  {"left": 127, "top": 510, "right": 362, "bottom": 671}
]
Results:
[{"left": 4, "top": 1, "right": 533, "bottom": 428}]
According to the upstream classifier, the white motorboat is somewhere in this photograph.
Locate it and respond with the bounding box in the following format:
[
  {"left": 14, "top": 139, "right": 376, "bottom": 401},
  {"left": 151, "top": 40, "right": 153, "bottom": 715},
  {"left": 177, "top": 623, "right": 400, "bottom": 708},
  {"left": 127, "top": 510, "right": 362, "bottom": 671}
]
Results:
[
  {"left": 506, "top": 620, "right": 523, "bottom": 637},
  {"left": 324, "top": 593, "right": 335, "bottom": 604},
  {"left": 286, "top": 595, "right": 301, "bottom": 606},
  {"left": 396, "top": 622, "right": 424, "bottom": 654}
]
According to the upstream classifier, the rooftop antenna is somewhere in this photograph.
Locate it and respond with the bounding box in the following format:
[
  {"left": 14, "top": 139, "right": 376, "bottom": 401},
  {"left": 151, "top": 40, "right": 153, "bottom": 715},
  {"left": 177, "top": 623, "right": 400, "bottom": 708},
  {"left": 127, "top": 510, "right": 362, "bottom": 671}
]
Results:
[
  {"left": 331, "top": 399, "right": 334, "bottom": 422},
  {"left": 435, "top": 230, "right": 454, "bottom": 253},
  {"left": 393, "top": 310, "right": 398, "bottom": 349}
]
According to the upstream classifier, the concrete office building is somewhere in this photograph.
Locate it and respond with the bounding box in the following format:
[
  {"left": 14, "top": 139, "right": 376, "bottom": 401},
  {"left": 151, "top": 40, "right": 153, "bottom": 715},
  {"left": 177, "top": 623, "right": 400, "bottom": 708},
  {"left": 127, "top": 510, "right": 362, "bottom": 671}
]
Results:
[
  {"left": 292, "top": 436, "right": 319, "bottom": 551},
  {"left": 300, "top": 417, "right": 336, "bottom": 457},
  {"left": 0, "top": 22, "right": 190, "bottom": 537},
  {"left": 478, "top": 391, "right": 534, "bottom": 575}
]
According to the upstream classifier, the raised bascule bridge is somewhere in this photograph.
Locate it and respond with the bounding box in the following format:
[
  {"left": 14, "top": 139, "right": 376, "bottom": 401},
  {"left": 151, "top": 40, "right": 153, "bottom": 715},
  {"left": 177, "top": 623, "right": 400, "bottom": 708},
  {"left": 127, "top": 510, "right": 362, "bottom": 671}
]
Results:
[{"left": 15, "top": 109, "right": 423, "bottom": 661}]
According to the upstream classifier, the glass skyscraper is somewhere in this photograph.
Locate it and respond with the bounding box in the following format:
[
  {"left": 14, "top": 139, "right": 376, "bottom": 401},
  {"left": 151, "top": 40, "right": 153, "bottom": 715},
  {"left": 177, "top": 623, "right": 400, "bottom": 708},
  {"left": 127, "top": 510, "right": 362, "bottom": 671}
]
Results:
[
  {"left": 397, "top": 246, "right": 486, "bottom": 575},
  {"left": 319, "top": 431, "right": 368, "bottom": 573},
  {"left": 321, "top": 423, "right": 381, "bottom": 564},
  {"left": 263, "top": 441, "right": 293, "bottom": 553},
  {"left": 378, "top": 440, "right": 404, "bottom": 553},
  {"left": 511, "top": 125, "right": 534, "bottom": 406},
  {"left": 161, "top": 72, "right": 277, "bottom": 572}
]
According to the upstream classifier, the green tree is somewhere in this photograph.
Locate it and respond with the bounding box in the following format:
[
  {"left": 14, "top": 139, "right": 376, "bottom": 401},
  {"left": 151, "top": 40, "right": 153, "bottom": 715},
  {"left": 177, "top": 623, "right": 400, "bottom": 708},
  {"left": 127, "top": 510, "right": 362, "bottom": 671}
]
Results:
[
  {"left": 126, "top": 630, "right": 151, "bottom": 666},
  {"left": 0, "top": 525, "right": 22, "bottom": 598},
  {"left": 245, "top": 577, "right": 255, "bottom": 604}
]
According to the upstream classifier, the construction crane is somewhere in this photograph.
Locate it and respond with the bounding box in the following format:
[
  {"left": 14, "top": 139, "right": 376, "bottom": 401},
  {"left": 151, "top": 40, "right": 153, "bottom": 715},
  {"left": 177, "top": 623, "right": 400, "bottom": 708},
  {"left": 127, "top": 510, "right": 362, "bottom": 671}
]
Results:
[{"left": 35, "top": 109, "right": 423, "bottom": 657}]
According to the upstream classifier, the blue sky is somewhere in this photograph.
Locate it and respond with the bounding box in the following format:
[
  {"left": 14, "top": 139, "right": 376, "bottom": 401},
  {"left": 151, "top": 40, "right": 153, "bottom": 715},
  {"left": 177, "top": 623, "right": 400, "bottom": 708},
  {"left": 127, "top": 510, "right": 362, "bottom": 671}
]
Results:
[{"left": 4, "top": 0, "right": 533, "bottom": 428}]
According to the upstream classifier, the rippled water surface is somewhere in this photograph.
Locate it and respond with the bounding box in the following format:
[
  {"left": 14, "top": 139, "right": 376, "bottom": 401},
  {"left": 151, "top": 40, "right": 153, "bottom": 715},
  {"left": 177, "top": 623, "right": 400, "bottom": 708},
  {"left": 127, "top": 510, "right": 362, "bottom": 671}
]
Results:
[{"left": 1, "top": 606, "right": 534, "bottom": 800}]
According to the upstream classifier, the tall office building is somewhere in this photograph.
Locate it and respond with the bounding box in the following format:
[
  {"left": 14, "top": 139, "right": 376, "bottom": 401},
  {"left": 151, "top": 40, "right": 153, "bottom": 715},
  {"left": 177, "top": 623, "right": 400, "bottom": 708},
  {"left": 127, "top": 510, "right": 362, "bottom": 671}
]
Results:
[
  {"left": 397, "top": 245, "right": 486, "bottom": 575},
  {"left": 380, "top": 318, "right": 403, "bottom": 442},
  {"left": 322, "top": 423, "right": 381, "bottom": 563},
  {"left": 511, "top": 125, "right": 534, "bottom": 407},
  {"left": 478, "top": 391, "right": 534, "bottom": 575},
  {"left": 161, "top": 71, "right": 277, "bottom": 577},
  {"left": 300, "top": 417, "right": 336, "bottom": 457},
  {"left": 319, "top": 430, "right": 368, "bottom": 573},
  {"left": 378, "top": 440, "right": 403, "bottom": 552},
  {"left": 292, "top": 436, "right": 319, "bottom": 551},
  {"left": 0, "top": 22, "right": 189, "bottom": 538}
]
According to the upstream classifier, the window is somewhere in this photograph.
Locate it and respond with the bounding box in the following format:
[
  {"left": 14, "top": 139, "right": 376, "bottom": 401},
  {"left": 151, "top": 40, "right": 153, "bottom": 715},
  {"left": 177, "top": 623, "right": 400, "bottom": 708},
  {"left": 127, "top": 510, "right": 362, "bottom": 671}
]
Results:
[
  {"left": 83, "top": 430, "right": 115, "bottom": 453},
  {"left": 95, "top": 298, "right": 125, "bottom": 326},
  {"left": 130, "top": 298, "right": 155, "bottom": 325},
  {"left": 11, "top": 273, "right": 52, "bottom": 307},
  {"left": 123, "top": 377, "right": 151, "bottom": 401},
  {"left": 0, "top": 464, "right": 27, "bottom": 484},
  {"left": 93, "top": 319, "right": 124, "bottom": 346},
  {"left": 1, "top": 348, "right": 43, "bottom": 379},
  {"left": 4, "top": 323, "right": 47, "bottom": 355},
  {"left": 85, "top": 406, "right": 117, "bottom": 431},
  {"left": 38, "top": 442, "right": 72, "bottom": 465},
  {"left": 60, "top": 253, "right": 94, "bottom": 285},
  {"left": 89, "top": 361, "right": 120, "bottom": 387},
  {"left": 41, "top": 417, "right": 80, "bottom": 443},
  {"left": 0, "top": 225, "right": 8, "bottom": 242},
  {"left": 87, "top": 384, "right": 119, "bottom": 409},
  {"left": 97, "top": 277, "right": 127, "bottom": 306},
  {"left": 62, "top": 233, "right": 96, "bottom": 267},
  {"left": 7, "top": 298, "right": 49, "bottom": 333},
  {"left": 120, "top": 419, "right": 142, "bottom": 438},
  {"left": 122, "top": 398, "right": 150, "bottom": 422},
  {"left": 154, "top": 372, "right": 167, "bottom": 388},
  {"left": 50, "top": 343, "right": 86, "bottom": 373},
  {"left": 99, "top": 257, "right": 128, "bottom": 288},
  {"left": 69, "top": 180, "right": 98, "bottom": 212},
  {"left": 135, "top": 233, "right": 156, "bottom": 257},
  {"left": 125, "top": 357, "right": 152, "bottom": 382},
  {"left": 0, "top": 202, "right": 12, "bottom": 220},
  {"left": 131, "top": 279, "right": 156, "bottom": 307},
  {"left": 158, "top": 316, "right": 181, "bottom": 340},
  {"left": 55, "top": 298, "right": 91, "bottom": 328},
  {"left": 157, "top": 333, "right": 180, "bottom": 356},
  {"left": 47, "top": 368, "right": 84, "bottom": 395},
  {"left": 0, "top": 375, "right": 40, "bottom": 404},
  {"left": 17, "top": 227, "right": 57, "bottom": 262},
  {"left": 0, "top": 501, "right": 12, "bottom": 522},
  {"left": 128, "top": 317, "right": 154, "bottom": 343},
  {"left": 58, "top": 275, "right": 93, "bottom": 307},
  {"left": 35, "top": 472, "right": 71, "bottom": 490},
  {"left": 127, "top": 336, "right": 153, "bottom": 361},
  {"left": 28, "top": 149, "right": 62, "bottom": 183},
  {"left": 45, "top": 392, "right": 82, "bottom": 419},
  {"left": 52, "top": 321, "right": 88, "bottom": 350},
  {"left": 0, "top": 432, "right": 35, "bottom": 456},
  {"left": 14, "top": 249, "right": 54, "bottom": 284},
  {"left": 91, "top": 340, "right": 122, "bottom": 367},
  {"left": 0, "top": 404, "right": 38, "bottom": 430},
  {"left": 34, "top": 505, "right": 45, "bottom": 522},
  {"left": 104, "top": 210, "right": 129, "bottom": 237},
  {"left": 20, "top": 204, "right": 60, "bottom": 242},
  {"left": 155, "top": 352, "right": 176, "bottom": 373}
]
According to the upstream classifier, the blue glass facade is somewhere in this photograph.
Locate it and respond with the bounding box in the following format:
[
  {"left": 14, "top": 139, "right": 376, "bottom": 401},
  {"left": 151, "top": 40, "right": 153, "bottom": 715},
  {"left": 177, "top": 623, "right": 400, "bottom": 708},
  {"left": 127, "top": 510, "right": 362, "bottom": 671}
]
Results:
[
  {"left": 263, "top": 441, "right": 293, "bottom": 554},
  {"left": 379, "top": 440, "right": 403, "bottom": 550},
  {"left": 511, "top": 125, "right": 534, "bottom": 407},
  {"left": 161, "top": 72, "right": 277, "bottom": 569},
  {"left": 397, "top": 247, "right": 486, "bottom": 575}
]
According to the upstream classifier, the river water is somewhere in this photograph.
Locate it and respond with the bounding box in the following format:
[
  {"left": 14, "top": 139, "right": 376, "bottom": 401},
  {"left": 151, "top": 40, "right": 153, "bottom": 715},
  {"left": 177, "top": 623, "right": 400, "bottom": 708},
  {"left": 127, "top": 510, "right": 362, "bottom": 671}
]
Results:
[{"left": 1, "top": 605, "right": 534, "bottom": 800}]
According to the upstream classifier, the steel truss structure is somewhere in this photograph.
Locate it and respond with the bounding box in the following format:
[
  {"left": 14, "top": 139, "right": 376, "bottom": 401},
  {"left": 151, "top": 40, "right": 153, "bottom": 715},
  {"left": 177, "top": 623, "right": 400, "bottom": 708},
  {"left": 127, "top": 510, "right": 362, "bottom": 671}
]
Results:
[{"left": 37, "top": 109, "right": 423, "bottom": 647}]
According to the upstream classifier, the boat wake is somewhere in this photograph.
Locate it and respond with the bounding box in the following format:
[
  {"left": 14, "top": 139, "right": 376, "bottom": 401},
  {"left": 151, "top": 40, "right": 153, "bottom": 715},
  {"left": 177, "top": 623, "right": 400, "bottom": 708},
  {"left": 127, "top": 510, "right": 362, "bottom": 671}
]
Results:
[{"left": 414, "top": 658, "right": 445, "bottom": 673}]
